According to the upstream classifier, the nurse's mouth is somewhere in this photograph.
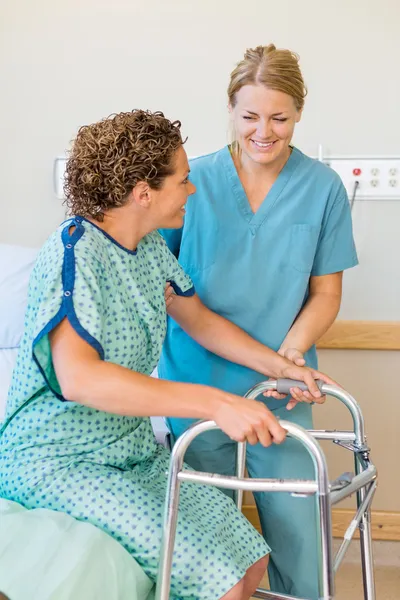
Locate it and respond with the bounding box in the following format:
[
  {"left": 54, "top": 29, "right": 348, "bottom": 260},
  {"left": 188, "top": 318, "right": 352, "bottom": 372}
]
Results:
[{"left": 251, "top": 139, "right": 276, "bottom": 151}]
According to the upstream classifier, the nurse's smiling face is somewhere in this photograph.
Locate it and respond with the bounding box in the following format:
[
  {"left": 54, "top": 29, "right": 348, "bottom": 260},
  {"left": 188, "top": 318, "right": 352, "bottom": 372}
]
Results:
[{"left": 230, "top": 84, "right": 302, "bottom": 167}]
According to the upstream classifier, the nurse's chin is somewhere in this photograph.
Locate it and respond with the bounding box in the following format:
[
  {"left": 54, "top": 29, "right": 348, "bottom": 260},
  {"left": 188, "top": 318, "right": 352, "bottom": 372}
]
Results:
[{"left": 246, "top": 153, "right": 277, "bottom": 166}]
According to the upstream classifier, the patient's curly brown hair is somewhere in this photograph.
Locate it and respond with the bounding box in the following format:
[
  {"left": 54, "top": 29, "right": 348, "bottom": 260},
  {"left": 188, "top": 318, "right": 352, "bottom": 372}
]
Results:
[{"left": 64, "top": 110, "right": 185, "bottom": 220}]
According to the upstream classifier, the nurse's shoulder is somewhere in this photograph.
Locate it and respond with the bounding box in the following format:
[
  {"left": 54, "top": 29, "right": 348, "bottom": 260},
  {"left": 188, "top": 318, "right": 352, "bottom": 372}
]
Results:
[
  {"left": 296, "top": 148, "right": 347, "bottom": 201},
  {"left": 188, "top": 147, "right": 228, "bottom": 186}
]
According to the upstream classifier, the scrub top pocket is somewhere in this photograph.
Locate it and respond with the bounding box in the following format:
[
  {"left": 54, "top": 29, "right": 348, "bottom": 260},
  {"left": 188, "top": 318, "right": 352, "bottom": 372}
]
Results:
[{"left": 289, "top": 224, "right": 319, "bottom": 273}]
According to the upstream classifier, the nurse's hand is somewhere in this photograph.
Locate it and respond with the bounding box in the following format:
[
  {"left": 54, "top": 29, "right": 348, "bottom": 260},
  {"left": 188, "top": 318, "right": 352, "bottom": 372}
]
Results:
[
  {"left": 164, "top": 282, "right": 175, "bottom": 308},
  {"left": 263, "top": 348, "right": 307, "bottom": 401},
  {"left": 280, "top": 362, "right": 337, "bottom": 411},
  {"left": 213, "top": 395, "right": 287, "bottom": 447},
  {"left": 278, "top": 347, "right": 306, "bottom": 366},
  {"left": 263, "top": 349, "right": 336, "bottom": 409}
]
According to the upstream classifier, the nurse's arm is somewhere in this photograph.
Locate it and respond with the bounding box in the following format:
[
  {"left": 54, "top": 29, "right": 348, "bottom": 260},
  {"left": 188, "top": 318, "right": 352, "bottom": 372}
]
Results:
[
  {"left": 279, "top": 272, "right": 343, "bottom": 355},
  {"left": 166, "top": 292, "right": 333, "bottom": 394}
]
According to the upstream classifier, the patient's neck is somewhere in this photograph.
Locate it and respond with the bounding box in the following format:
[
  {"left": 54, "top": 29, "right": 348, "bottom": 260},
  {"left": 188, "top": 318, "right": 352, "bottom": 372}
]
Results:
[{"left": 88, "top": 206, "right": 150, "bottom": 252}]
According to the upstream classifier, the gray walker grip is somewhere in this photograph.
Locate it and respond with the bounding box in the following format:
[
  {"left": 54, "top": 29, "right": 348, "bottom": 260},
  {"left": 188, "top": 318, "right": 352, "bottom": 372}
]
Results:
[{"left": 276, "top": 378, "right": 325, "bottom": 395}]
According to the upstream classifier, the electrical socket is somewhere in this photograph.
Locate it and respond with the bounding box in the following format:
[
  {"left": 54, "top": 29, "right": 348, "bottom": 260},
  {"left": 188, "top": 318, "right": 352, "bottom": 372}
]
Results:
[{"left": 326, "top": 158, "right": 400, "bottom": 200}]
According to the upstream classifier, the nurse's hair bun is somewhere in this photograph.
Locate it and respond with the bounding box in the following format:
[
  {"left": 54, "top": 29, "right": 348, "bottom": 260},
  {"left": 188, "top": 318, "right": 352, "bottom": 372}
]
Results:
[
  {"left": 228, "top": 43, "right": 307, "bottom": 112},
  {"left": 243, "top": 43, "right": 277, "bottom": 61}
]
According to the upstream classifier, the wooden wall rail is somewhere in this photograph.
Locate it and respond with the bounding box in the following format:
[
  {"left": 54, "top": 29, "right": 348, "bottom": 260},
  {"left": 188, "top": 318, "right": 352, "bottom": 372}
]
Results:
[{"left": 317, "top": 321, "right": 400, "bottom": 350}]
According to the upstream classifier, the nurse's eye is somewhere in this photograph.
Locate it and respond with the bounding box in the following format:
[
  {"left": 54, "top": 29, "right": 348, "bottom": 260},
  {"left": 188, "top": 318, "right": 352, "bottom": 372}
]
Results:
[
  {"left": 274, "top": 118, "right": 288, "bottom": 122},
  {"left": 243, "top": 116, "right": 255, "bottom": 120},
  {"left": 182, "top": 177, "right": 189, "bottom": 184}
]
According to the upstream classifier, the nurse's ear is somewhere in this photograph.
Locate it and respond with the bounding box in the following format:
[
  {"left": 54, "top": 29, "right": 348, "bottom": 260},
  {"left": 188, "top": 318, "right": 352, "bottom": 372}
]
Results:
[
  {"left": 130, "top": 181, "right": 152, "bottom": 209},
  {"left": 227, "top": 102, "right": 235, "bottom": 120},
  {"left": 295, "top": 108, "right": 303, "bottom": 123},
  {"left": 227, "top": 103, "right": 238, "bottom": 146}
]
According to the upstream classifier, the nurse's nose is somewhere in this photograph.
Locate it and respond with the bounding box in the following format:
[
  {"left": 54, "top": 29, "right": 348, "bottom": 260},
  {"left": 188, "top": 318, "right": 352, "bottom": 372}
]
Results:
[{"left": 257, "top": 119, "right": 272, "bottom": 140}]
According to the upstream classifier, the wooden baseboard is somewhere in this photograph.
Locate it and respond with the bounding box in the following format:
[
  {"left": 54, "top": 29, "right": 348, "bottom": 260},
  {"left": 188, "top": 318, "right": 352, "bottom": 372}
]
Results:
[
  {"left": 242, "top": 504, "right": 400, "bottom": 541},
  {"left": 317, "top": 320, "right": 400, "bottom": 350}
]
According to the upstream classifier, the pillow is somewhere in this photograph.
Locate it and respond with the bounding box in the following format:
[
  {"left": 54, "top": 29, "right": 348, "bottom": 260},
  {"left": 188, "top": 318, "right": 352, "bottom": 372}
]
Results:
[
  {"left": 0, "top": 348, "right": 18, "bottom": 421},
  {"left": 0, "top": 244, "right": 38, "bottom": 349}
]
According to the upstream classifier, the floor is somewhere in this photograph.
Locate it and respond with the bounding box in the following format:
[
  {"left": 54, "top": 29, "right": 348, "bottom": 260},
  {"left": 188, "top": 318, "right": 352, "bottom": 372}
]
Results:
[{"left": 253, "top": 540, "right": 400, "bottom": 599}]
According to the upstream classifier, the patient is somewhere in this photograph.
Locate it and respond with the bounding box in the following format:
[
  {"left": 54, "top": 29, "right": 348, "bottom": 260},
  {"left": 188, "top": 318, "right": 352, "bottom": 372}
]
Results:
[{"left": 0, "top": 110, "right": 333, "bottom": 600}]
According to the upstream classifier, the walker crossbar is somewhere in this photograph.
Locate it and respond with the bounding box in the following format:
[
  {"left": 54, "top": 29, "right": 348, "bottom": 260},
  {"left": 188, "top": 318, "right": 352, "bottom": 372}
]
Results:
[{"left": 155, "top": 381, "right": 376, "bottom": 600}]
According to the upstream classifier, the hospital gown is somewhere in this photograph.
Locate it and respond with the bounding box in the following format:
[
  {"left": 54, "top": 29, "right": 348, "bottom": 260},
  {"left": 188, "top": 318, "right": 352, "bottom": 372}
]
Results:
[{"left": 0, "top": 216, "right": 269, "bottom": 600}]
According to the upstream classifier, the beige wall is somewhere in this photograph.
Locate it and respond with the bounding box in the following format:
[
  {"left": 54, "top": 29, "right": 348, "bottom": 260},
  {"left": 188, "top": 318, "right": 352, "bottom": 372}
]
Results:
[
  {"left": 1, "top": 0, "right": 399, "bottom": 510},
  {"left": 1, "top": 0, "right": 399, "bottom": 247}
]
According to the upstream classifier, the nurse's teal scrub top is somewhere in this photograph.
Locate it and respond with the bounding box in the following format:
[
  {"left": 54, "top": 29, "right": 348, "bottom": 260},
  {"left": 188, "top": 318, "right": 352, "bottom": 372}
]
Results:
[{"left": 159, "top": 146, "right": 358, "bottom": 411}]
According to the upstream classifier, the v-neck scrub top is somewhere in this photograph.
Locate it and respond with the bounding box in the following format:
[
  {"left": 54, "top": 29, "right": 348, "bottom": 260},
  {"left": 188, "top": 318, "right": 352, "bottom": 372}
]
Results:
[{"left": 159, "top": 146, "right": 358, "bottom": 411}]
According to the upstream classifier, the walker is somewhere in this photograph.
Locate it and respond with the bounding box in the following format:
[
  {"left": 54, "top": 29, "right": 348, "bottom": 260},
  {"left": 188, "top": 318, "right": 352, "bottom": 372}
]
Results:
[{"left": 155, "top": 379, "right": 377, "bottom": 600}]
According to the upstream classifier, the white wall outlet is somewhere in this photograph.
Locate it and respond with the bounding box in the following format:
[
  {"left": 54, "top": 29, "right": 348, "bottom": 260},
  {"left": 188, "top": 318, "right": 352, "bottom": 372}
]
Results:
[
  {"left": 53, "top": 156, "right": 67, "bottom": 200},
  {"left": 326, "top": 157, "right": 400, "bottom": 200}
]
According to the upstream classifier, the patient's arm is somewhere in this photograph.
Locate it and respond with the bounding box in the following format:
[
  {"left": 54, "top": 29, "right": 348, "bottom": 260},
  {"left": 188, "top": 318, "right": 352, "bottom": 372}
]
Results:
[
  {"left": 50, "top": 317, "right": 219, "bottom": 418},
  {"left": 49, "top": 317, "right": 287, "bottom": 447}
]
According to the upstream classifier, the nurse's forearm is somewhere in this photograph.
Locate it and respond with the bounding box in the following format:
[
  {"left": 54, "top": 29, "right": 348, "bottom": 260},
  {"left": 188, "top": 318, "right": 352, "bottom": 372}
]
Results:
[
  {"left": 280, "top": 292, "right": 341, "bottom": 355},
  {"left": 168, "top": 295, "right": 287, "bottom": 379}
]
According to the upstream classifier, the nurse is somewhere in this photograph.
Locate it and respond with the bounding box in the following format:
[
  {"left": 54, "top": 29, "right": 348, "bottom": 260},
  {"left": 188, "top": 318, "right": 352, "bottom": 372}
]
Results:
[{"left": 160, "top": 44, "right": 358, "bottom": 599}]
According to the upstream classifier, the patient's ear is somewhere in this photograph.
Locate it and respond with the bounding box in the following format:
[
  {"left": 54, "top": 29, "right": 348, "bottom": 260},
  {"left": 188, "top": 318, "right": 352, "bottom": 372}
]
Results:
[{"left": 130, "top": 181, "right": 152, "bottom": 209}]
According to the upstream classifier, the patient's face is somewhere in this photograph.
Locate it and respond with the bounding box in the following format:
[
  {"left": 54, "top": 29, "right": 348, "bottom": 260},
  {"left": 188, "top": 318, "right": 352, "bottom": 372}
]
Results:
[{"left": 150, "top": 145, "right": 196, "bottom": 229}]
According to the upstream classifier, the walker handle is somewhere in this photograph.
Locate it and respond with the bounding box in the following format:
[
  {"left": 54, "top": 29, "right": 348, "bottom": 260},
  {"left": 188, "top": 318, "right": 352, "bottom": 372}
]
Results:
[{"left": 276, "top": 378, "right": 325, "bottom": 395}]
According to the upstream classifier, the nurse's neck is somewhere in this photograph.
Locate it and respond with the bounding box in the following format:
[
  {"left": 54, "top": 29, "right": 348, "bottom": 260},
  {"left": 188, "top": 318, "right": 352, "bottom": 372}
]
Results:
[{"left": 231, "top": 144, "right": 292, "bottom": 212}]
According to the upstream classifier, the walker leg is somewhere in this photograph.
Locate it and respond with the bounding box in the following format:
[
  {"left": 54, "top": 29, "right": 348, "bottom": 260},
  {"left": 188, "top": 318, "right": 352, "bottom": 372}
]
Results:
[
  {"left": 359, "top": 512, "right": 375, "bottom": 600},
  {"left": 316, "top": 490, "right": 335, "bottom": 599},
  {"left": 155, "top": 455, "right": 182, "bottom": 600},
  {"left": 235, "top": 441, "right": 246, "bottom": 509},
  {"left": 355, "top": 454, "right": 376, "bottom": 600}
]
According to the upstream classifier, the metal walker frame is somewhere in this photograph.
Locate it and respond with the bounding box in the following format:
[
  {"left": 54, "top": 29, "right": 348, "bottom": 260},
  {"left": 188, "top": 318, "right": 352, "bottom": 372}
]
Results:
[{"left": 155, "top": 379, "right": 377, "bottom": 600}]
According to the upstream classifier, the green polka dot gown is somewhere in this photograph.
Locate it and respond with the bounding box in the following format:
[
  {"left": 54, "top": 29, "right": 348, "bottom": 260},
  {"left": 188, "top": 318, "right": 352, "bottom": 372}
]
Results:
[{"left": 0, "top": 216, "right": 269, "bottom": 599}]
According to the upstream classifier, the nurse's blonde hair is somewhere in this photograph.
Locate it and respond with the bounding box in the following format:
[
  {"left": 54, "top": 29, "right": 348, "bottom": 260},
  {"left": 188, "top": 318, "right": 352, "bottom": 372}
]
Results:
[
  {"left": 228, "top": 44, "right": 307, "bottom": 110},
  {"left": 228, "top": 44, "right": 307, "bottom": 149}
]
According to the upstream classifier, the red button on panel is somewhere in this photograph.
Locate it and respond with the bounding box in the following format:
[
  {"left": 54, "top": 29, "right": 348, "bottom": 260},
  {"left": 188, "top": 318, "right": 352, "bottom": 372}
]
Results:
[{"left": 353, "top": 168, "right": 362, "bottom": 176}]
